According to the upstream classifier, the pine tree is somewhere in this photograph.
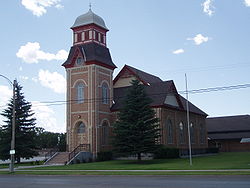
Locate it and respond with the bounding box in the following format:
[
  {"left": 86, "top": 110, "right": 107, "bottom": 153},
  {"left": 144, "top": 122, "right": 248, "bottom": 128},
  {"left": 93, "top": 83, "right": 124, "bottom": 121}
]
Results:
[
  {"left": 0, "top": 82, "right": 38, "bottom": 163},
  {"left": 113, "top": 79, "right": 160, "bottom": 161}
]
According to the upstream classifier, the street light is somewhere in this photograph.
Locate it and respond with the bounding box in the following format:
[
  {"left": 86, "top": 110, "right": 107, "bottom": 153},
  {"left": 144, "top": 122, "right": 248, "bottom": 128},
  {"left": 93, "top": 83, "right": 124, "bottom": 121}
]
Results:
[
  {"left": 0, "top": 74, "right": 16, "bottom": 172},
  {"left": 185, "top": 73, "right": 192, "bottom": 166}
]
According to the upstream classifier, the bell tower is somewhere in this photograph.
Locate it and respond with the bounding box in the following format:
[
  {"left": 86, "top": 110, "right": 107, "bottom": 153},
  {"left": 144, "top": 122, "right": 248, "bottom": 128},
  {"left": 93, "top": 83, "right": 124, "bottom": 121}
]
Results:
[{"left": 62, "top": 8, "right": 116, "bottom": 157}]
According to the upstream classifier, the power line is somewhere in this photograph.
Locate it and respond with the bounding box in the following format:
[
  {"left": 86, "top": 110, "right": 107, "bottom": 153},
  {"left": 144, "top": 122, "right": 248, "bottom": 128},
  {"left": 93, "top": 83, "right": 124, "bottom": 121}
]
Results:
[{"left": 0, "top": 83, "right": 249, "bottom": 109}]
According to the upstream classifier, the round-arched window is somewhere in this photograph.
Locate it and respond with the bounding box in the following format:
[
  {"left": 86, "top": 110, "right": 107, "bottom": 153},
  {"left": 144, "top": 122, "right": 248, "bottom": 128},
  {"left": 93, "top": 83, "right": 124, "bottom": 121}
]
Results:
[
  {"left": 101, "top": 83, "right": 109, "bottom": 104},
  {"left": 77, "top": 122, "right": 85, "bottom": 134},
  {"left": 166, "top": 119, "right": 173, "bottom": 144},
  {"left": 76, "top": 83, "right": 84, "bottom": 103}
]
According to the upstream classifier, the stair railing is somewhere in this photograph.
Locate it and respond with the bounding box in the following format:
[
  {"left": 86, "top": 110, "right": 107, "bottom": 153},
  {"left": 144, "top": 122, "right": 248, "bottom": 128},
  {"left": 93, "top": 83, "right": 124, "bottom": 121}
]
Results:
[
  {"left": 68, "top": 144, "right": 90, "bottom": 162},
  {"left": 44, "top": 148, "right": 59, "bottom": 162}
]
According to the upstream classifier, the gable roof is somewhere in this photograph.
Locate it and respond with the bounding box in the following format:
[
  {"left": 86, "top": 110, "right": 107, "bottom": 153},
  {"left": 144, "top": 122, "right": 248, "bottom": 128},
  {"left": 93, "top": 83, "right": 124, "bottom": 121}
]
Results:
[
  {"left": 206, "top": 115, "right": 250, "bottom": 140},
  {"left": 62, "top": 43, "right": 116, "bottom": 69},
  {"left": 111, "top": 80, "right": 207, "bottom": 116},
  {"left": 113, "top": 65, "right": 162, "bottom": 85},
  {"left": 206, "top": 115, "right": 250, "bottom": 133}
]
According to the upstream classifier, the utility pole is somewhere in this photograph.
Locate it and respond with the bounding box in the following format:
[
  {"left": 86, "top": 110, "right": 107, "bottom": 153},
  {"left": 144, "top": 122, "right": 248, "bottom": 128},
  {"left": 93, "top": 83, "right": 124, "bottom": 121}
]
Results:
[
  {"left": 10, "top": 79, "right": 16, "bottom": 173},
  {"left": 185, "top": 74, "right": 192, "bottom": 166},
  {"left": 0, "top": 75, "right": 16, "bottom": 172}
]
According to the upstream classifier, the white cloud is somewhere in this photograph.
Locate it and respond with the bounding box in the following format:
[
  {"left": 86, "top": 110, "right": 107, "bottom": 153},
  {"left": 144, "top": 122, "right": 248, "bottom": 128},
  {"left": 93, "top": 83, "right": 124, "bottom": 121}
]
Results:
[
  {"left": 32, "top": 77, "right": 38, "bottom": 83},
  {"left": 172, "top": 49, "right": 184, "bottom": 54},
  {"left": 19, "top": 76, "right": 29, "bottom": 81},
  {"left": 38, "top": 69, "right": 66, "bottom": 94},
  {"left": 0, "top": 85, "right": 12, "bottom": 126},
  {"left": 0, "top": 85, "right": 12, "bottom": 107},
  {"left": 16, "top": 42, "right": 68, "bottom": 63},
  {"left": 32, "top": 101, "right": 63, "bottom": 132},
  {"left": 187, "top": 34, "right": 210, "bottom": 45},
  {"left": 245, "top": 0, "right": 250, "bottom": 7},
  {"left": 202, "top": 0, "right": 215, "bottom": 16},
  {"left": 21, "top": 0, "right": 63, "bottom": 17}
]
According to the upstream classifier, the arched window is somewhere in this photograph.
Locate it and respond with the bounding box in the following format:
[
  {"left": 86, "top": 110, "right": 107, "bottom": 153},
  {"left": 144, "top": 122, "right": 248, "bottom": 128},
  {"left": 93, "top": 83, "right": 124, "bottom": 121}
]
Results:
[
  {"left": 101, "top": 121, "right": 109, "bottom": 146},
  {"left": 199, "top": 124, "right": 205, "bottom": 144},
  {"left": 77, "top": 122, "right": 85, "bottom": 134},
  {"left": 190, "top": 123, "right": 195, "bottom": 144},
  {"left": 76, "top": 83, "right": 84, "bottom": 103},
  {"left": 101, "top": 83, "right": 109, "bottom": 104},
  {"left": 166, "top": 119, "right": 173, "bottom": 144},
  {"left": 179, "top": 122, "right": 185, "bottom": 144}
]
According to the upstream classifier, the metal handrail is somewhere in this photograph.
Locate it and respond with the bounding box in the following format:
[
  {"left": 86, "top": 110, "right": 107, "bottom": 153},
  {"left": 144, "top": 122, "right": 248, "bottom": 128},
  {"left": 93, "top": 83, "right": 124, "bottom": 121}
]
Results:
[
  {"left": 44, "top": 148, "right": 59, "bottom": 161},
  {"left": 68, "top": 144, "right": 90, "bottom": 162}
]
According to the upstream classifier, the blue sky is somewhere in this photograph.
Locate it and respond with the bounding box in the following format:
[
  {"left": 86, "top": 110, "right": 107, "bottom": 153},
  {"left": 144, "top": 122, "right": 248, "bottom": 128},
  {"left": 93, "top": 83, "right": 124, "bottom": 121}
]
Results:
[{"left": 0, "top": 0, "right": 249, "bottom": 132}]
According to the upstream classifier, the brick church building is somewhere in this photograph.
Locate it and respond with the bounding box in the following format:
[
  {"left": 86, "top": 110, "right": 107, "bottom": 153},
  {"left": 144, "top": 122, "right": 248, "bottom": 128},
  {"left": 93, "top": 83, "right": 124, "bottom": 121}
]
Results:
[{"left": 62, "top": 9, "right": 208, "bottom": 158}]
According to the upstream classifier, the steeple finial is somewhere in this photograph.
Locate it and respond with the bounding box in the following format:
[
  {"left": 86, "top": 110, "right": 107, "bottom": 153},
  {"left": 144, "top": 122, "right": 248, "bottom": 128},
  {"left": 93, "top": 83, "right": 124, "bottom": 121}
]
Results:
[{"left": 89, "top": 1, "right": 92, "bottom": 10}]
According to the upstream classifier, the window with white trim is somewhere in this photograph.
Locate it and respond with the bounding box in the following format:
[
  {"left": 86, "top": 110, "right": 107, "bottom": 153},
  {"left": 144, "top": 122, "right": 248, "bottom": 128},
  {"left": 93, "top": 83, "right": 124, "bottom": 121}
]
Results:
[
  {"left": 89, "top": 30, "right": 92, "bottom": 39},
  {"left": 76, "top": 83, "right": 84, "bottom": 103},
  {"left": 101, "top": 121, "right": 109, "bottom": 145},
  {"left": 166, "top": 119, "right": 173, "bottom": 144},
  {"left": 77, "top": 122, "right": 85, "bottom": 134},
  {"left": 101, "top": 83, "right": 109, "bottom": 104},
  {"left": 179, "top": 122, "right": 185, "bottom": 144},
  {"left": 81, "top": 32, "right": 85, "bottom": 41},
  {"left": 199, "top": 123, "right": 205, "bottom": 144},
  {"left": 190, "top": 122, "right": 195, "bottom": 144},
  {"left": 74, "top": 33, "right": 78, "bottom": 43}
]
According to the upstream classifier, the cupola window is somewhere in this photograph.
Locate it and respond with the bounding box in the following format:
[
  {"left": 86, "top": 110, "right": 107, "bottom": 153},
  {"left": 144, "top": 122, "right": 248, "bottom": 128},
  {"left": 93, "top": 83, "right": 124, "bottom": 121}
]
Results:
[
  {"left": 95, "top": 31, "right": 98, "bottom": 41},
  {"left": 74, "top": 33, "right": 78, "bottom": 43},
  {"left": 89, "top": 30, "right": 93, "bottom": 39},
  {"left": 81, "top": 32, "right": 85, "bottom": 41},
  {"left": 98, "top": 33, "right": 101, "bottom": 42}
]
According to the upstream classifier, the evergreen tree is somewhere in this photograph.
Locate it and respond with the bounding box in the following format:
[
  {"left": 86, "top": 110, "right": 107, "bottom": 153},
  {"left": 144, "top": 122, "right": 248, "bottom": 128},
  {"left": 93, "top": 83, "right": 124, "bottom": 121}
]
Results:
[
  {"left": 35, "top": 128, "right": 66, "bottom": 152},
  {"left": 113, "top": 79, "right": 160, "bottom": 161},
  {"left": 0, "top": 82, "right": 38, "bottom": 163}
]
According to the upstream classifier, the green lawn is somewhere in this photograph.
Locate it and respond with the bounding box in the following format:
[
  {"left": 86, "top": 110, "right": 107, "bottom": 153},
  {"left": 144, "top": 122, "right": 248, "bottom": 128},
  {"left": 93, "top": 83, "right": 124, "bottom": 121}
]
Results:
[
  {"left": 0, "top": 161, "right": 43, "bottom": 169},
  {"left": 29, "top": 152, "right": 250, "bottom": 170}
]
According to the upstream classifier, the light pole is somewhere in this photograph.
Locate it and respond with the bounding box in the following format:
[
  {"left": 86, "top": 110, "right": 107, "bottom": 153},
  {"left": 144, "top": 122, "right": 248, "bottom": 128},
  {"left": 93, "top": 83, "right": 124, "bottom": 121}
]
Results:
[
  {"left": 185, "top": 73, "right": 192, "bottom": 166},
  {"left": 0, "top": 75, "right": 16, "bottom": 172}
]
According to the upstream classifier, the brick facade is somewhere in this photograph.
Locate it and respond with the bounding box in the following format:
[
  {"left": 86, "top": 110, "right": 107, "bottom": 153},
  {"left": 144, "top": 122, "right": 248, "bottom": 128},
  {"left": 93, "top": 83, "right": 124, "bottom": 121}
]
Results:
[{"left": 63, "top": 9, "right": 208, "bottom": 157}]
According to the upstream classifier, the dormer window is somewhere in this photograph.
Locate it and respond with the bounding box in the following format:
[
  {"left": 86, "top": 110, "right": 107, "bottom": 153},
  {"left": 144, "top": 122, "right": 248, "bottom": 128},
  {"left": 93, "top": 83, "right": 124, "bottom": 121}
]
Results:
[{"left": 76, "top": 57, "right": 82, "bottom": 65}]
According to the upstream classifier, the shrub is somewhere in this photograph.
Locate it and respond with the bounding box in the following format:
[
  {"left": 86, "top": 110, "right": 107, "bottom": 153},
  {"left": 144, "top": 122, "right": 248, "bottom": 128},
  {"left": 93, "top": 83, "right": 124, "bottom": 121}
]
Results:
[
  {"left": 153, "top": 145, "right": 179, "bottom": 159},
  {"left": 207, "top": 147, "right": 219, "bottom": 154},
  {"left": 97, "top": 151, "right": 113, "bottom": 161}
]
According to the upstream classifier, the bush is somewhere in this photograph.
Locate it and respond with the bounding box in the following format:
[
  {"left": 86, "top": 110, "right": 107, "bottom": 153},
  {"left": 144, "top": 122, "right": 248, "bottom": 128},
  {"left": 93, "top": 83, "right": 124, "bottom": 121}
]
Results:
[
  {"left": 153, "top": 145, "right": 179, "bottom": 159},
  {"left": 97, "top": 151, "right": 113, "bottom": 162},
  {"left": 207, "top": 147, "right": 219, "bottom": 154}
]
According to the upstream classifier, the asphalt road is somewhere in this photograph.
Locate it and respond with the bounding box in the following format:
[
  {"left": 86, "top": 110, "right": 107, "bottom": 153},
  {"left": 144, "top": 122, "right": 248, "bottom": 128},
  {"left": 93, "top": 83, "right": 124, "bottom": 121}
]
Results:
[{"left": 0, "top": 175, "right": 249, "bottom": 188}]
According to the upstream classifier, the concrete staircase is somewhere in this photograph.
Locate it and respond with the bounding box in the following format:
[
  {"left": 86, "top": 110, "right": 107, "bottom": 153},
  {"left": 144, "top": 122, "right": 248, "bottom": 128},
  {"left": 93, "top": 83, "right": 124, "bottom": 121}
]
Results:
[{"left": 45, "top": 152, "right": 69, "bottom": 165}]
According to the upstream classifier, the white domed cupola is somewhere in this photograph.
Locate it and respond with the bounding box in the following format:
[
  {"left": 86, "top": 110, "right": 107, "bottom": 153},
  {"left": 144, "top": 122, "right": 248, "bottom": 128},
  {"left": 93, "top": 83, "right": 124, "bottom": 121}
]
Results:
[
  {"left": 72, "top": 9, "right": 108, "bottom": 30},
  {"left": 71, "top": 9, "right": 108, "bottom": 46}
]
